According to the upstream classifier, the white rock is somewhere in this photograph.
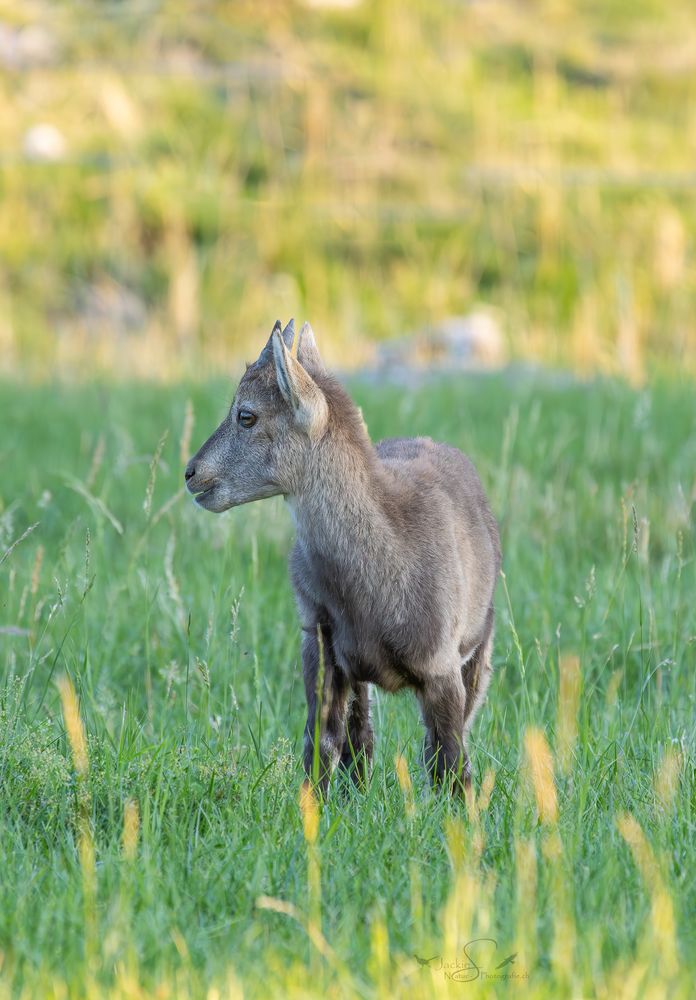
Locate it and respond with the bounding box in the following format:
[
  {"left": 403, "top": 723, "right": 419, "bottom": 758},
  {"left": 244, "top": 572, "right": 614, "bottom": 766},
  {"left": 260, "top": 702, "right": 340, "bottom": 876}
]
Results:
[
  {"left": 23, "top": 123, "right": 67, "bottom": 162},
  {"left": 437, "top": 311, "right": 506, "bottom": 366}
]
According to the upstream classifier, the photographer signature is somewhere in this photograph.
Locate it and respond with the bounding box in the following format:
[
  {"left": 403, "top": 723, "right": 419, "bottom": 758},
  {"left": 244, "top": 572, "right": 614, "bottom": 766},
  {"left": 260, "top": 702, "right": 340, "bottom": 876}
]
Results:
[{"left": 415, "top": 939, "right": 525, "bottom": 983}]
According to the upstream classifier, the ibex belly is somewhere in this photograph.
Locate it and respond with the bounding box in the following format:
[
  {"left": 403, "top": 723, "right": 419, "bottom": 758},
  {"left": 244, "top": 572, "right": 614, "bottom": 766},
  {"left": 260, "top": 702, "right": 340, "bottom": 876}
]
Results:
[{"left": 328, "top": 607, "right": 447, "bottom": 694}]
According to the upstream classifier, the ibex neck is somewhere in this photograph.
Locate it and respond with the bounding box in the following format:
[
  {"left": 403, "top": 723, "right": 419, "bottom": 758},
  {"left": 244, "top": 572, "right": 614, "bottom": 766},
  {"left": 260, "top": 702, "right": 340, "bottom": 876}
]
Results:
[{"left": 290, "top": 436, "right": 400, "bottom": 569}]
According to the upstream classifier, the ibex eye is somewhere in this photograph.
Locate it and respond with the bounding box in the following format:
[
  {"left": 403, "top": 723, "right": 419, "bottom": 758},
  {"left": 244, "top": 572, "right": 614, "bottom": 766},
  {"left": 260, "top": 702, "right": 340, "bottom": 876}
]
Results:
[{"left": 237, "top": 408, "right": 257, "bottom": 429}]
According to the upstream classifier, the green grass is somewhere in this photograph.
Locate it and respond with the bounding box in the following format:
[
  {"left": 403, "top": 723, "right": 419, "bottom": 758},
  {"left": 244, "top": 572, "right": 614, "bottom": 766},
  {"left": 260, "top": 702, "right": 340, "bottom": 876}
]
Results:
[{"left": 0, "top": 372, "right": 694, "bottom": 997}]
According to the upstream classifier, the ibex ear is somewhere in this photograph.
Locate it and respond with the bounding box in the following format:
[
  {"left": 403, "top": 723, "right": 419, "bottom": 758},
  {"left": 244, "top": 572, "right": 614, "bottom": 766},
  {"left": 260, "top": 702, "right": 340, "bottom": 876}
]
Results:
[
  {"left": 257, "top": 318, "right": 295, "bottom": 365},
  {"left": 296, "top": 321, "right": 325, "bottom": 373},
  {"left": 272, "top": 329, "right": 328, "bottom": 439}
]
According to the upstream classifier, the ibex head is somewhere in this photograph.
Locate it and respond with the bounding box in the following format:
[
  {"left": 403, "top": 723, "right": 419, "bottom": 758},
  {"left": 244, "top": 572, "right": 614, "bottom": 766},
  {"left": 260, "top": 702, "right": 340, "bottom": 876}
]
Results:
[{"left": 184, "top": 319, "right": 329, "bottom": 512}]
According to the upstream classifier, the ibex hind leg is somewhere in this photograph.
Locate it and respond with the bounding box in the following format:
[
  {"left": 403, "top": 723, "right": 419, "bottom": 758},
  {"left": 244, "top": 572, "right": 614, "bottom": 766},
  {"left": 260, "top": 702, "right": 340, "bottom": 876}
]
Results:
[
  {"left": 419, "top": 674, "right": 470, "bottom": 795},
  {"left": 461, "top": 617, "right": 495, "bottom": 739}
]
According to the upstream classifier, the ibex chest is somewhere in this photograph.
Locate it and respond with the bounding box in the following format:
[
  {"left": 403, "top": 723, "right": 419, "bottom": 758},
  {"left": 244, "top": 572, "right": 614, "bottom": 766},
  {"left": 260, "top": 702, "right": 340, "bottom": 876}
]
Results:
[
  {"left": 328, "top": 609, "right": 414, "bottom": 693},
  {"left": 291, "top": 536, "right": 442, "bottom": 692}
]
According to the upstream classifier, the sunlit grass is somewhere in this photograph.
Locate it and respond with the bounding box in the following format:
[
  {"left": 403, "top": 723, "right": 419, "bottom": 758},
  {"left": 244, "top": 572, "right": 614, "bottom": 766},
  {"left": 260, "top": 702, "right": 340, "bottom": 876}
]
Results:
[{"left": 0, "top": 372, "right": 694, "bottom": 996}]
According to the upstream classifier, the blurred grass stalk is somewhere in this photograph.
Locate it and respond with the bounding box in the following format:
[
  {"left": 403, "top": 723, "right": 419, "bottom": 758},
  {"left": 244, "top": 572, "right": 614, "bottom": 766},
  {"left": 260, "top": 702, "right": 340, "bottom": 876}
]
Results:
[{"left": 57, "top": 674, "right": 97, "bottom": 971}]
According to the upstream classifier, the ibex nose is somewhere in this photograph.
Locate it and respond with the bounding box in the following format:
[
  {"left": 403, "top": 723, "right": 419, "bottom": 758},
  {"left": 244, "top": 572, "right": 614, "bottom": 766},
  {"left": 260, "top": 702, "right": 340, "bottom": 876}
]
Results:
[{"left": 184, "top": 460, "right": 196, "bottom": 482}]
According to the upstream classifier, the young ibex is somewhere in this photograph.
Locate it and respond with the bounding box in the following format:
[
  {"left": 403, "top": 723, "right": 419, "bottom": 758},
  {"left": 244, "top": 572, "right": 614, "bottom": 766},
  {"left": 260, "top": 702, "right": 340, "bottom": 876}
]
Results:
[{"left": 185, "top": 320, "right": 501, "bottom": 794}]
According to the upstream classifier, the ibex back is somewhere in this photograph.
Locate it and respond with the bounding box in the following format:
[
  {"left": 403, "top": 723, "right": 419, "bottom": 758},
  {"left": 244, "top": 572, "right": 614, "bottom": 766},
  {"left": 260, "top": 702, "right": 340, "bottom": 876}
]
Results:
[{"left": 185, "top": 320, "right": 501, "bottom": 795}]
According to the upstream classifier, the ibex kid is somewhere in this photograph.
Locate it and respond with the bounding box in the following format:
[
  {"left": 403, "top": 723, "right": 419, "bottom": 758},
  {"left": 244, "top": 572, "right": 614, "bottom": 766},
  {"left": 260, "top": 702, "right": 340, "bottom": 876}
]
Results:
[{"left": 185, "top": 320, "right": 501, "bottom": 795}]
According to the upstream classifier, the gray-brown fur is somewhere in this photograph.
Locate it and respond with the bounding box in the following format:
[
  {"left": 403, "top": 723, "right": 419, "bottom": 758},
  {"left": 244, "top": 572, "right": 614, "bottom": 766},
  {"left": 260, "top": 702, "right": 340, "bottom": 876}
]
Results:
[{"left": 185, "top": 320, "right": 501, "bottom": 795}]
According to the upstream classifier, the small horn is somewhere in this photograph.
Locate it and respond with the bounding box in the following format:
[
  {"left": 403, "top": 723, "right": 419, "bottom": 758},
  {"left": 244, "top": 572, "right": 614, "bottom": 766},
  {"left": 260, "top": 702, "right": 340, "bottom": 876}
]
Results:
[
  {"left": 297, "top": 321, "right": 324, "bottom": 372},
  {"left": 257, "top": 319, "right": 284, "bottom": 365},
  {"left": 282, "top": 318, "right": 295, "bottom": 350}
]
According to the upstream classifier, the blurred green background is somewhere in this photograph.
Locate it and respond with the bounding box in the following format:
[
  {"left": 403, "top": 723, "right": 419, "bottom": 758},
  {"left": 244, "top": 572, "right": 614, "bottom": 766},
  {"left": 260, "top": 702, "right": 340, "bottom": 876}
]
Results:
[
  {"left": 1, "top": 0, "right": 695, "bottom": 379},
  {"left": 2, "top": 5, "right": 696, "bottom": 996}
]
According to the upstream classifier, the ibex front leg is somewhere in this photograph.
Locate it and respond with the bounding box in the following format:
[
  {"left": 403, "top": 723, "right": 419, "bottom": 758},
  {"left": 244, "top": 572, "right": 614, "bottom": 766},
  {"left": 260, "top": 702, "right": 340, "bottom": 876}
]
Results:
[
  {"left": 339, "top": 682, "right": 374, "bottom": 788},
  {"left": 302, "top": 624, "right": 348, "bottom": 797}
]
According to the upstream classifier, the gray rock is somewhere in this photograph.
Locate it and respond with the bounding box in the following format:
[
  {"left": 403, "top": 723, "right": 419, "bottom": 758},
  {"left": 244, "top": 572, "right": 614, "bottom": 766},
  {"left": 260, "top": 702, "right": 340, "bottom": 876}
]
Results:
[
  {"left": 0, "top": 22, "right": 57, "bottom": 70},
  {"left": 373, "top": 310, "right": 506, "bottom": 378},
  {"left": 78, "top": 279, "right": 147, "bottom": 337}
]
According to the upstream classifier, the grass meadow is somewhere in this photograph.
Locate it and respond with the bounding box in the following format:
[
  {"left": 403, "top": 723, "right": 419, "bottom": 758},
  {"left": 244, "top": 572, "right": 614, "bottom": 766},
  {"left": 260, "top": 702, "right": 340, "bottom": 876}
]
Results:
[
  {"left": 2, "top": 0, "right": 696, "bottom": 996},
  {"left": 1, "top": 372, "right": 694, "bottom": 997}
]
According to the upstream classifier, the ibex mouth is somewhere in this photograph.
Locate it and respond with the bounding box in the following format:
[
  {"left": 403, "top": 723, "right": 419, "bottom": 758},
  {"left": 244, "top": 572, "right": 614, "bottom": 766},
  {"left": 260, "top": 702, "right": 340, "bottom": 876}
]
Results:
[{"left": 191, "top": 481, "right": 219, "bottom": 507}]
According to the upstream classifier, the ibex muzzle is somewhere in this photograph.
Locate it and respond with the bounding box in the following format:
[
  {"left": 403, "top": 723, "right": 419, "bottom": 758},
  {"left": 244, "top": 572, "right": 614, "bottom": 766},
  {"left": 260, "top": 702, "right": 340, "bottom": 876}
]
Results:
[{"left": 186, "top": 319, "right": 501, "bottom": 795}]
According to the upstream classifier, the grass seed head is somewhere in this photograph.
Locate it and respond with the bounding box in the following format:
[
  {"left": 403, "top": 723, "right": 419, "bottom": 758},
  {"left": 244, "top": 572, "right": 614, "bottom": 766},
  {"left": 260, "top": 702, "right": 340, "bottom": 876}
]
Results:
[
  {"left": 394, "top": 754, "right": 414, "bottom": 816},
  {"left": 122, "top": 798, "right": 140, "bottom": 861},
  {"left": 524, "top": 727, "right": 558, "bottom": 825},
  {"left": 654, "top": 748, "right": 682, "bottom": 812},
  {"left": 299, "top": 780, "right": 319, "bottom": 844},
  {"left": 57, "top": 675, "right": 89, "bottom": 777},
  {"left": 556, "top": 653, "right": 581, "bottom": 773}
]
